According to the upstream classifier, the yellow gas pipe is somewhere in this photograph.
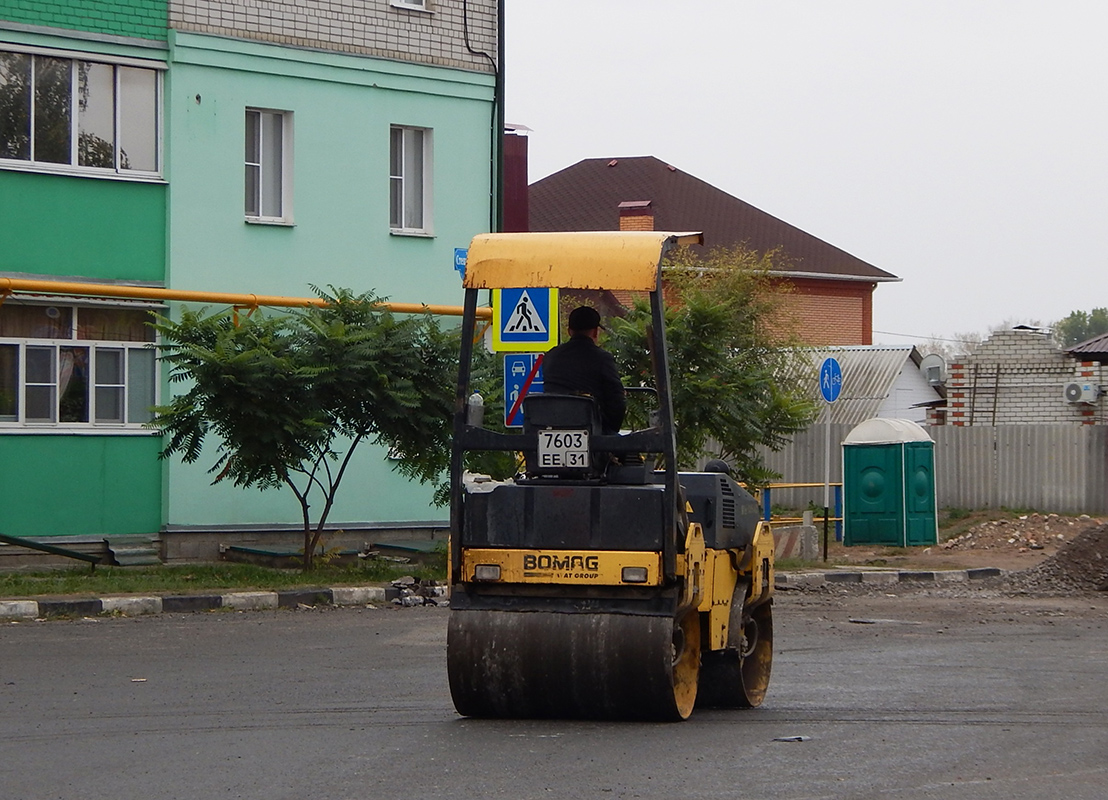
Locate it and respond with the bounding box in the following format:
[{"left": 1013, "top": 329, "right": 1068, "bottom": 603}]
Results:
[{"left": 0, "top": 277, "right": 492, "bottom": 319}]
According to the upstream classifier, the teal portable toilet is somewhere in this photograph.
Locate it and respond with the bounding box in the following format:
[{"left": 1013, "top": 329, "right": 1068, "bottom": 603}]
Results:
[{"left": 842, "top": 418, "right": 937, "bottom": 547}]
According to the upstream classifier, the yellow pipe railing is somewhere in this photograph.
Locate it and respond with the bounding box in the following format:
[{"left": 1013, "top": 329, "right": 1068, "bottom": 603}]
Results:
[
  {"left": 759, "top": 482, "right": 844, "bottom": 527},
  {"left": 0, "top": 277, "right": 492, "bottom": 319}
]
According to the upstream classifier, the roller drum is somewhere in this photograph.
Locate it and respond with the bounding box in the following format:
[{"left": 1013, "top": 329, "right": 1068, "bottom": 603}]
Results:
[{"left": 448, "top": 608, "right": 700, "bottom": 721}]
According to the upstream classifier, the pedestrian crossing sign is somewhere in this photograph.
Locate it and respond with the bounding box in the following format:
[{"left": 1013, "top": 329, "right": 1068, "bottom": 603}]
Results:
[{"left": 491, "top": 287, "right": 559, "bottom": 352}]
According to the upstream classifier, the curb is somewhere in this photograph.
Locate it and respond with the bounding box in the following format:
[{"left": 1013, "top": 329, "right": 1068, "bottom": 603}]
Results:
[
  {"left": 2, "top": 570, "right": 1009, "bottom": 619},
  {"left": 0, "top": 586, "right": 390, "bottom": 621},
  {"left": 775, "top": 567, "right": 1004, "bottom": 588}
]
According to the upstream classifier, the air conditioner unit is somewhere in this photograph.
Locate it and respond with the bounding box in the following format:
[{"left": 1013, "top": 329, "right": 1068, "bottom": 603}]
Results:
[{"left": 1063, "top": 382, "right": 1100, "bottom": 404}]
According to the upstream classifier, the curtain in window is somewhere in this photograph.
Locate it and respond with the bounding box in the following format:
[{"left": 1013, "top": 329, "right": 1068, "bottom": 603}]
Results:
[
  {"left": 0, "top": 305, "right": 71, "bottom": 339},
  {"left": 77, "top": 307, "right": 155, "bottom": 342}
]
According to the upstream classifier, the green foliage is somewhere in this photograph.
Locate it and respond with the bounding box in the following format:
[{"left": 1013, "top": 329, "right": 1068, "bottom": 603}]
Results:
[
  {"left": 1053, "top": 307, "right": 1108, "bottom": 347},
  {"left": 150, "top": 288, "right": 457, "bottom": 568},
  {"left": 605, "top": 245, "right": 818, "bottom": 485}
]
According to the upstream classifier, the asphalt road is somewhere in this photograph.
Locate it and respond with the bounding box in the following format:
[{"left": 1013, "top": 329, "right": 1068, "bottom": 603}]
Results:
[{"left": 2, "top": 590, "right": 1106, "bottom": 800}]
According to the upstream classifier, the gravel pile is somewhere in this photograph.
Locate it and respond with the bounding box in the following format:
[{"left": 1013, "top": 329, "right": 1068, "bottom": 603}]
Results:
[
  {"left": 1002, "top": 522, "right": 1108, "bottom": 595},
  {"left": 942, "top": 513, "right": 1101, "bottom": 555}
]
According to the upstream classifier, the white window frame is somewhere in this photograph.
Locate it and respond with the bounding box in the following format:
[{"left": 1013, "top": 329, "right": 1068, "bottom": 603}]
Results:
[
  {"left": 0, "top": 43, "right": 164, "bottom": 182},
  {"left": 245, "top": 107, "right": 294, "bottom": 225},
  {"left": 389, "top": 125, "right": 433, "bottom": 235},
  {"left": 0, "top": 303, "right": 159, "bottom": 433},
  {"left": 391, "top": 0, "right": 431, "bottom": 12}
]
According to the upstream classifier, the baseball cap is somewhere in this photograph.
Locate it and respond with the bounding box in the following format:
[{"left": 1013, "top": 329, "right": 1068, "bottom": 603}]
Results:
[{"left": 567, "top": 306, "right": 603, "bottom": 331}]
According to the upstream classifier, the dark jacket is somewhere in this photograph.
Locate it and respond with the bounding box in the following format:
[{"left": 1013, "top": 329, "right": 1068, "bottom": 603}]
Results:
[{"left": 542, "top": 335, "right": 627, "bottom": 434}]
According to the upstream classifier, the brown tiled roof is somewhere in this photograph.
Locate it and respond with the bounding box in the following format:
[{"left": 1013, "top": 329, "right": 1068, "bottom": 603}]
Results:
[
  {"left": 529, "top": 156, "right": 898, "bottom": 282},
  {"left": 1068, "top": 331, "right": 1108, "bottom": 362}
]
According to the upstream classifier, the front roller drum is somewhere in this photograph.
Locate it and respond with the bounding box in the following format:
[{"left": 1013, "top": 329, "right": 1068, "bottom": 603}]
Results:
[{"left": 448, "top": 608, "right": 700, "bottom": 721}]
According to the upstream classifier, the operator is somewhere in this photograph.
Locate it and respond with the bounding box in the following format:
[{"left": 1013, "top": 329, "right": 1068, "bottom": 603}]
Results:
[{"left": 542, "top": 306, "right": 626, "bottom": 435}]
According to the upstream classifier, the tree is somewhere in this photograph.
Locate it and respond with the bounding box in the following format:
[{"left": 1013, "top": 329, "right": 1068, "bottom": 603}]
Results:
[
  {"left": 1054, "top": 308, "right": 1108, "bottom": 348},
  {"left": 605, "top": 245, "right": 818, "bottom": 486},
  {"left": 150, "top": 289, "right": 457, "bottom": 569}
]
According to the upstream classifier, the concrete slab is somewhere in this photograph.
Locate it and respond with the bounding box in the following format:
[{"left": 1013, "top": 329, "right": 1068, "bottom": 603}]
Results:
[
  {"left": 101, "top": 596, "right": 163, "bottom": 616},
  {"left": 331, "top": 586, "right": 387, "bottom": 605},
  {"left": 221, "top": 592, "right": 278, "bottom": 611},
  {"left": 0, "top": 600, "right": 38, "bottom": 619}
]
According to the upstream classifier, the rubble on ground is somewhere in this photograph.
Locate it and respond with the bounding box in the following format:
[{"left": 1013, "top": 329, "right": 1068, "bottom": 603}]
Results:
[
  {"left": 1003, "top": 522, "right": 1108, "bottom": 595},
  {"left": 391, "top": 576, "right": 448, "bottom": 607},
  {"left": 942, "top": 513, "right": 1102, "bottom": 556}
]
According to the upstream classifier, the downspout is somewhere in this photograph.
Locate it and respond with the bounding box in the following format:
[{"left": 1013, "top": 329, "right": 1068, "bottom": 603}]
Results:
[
  {"left": 495, "top": 0, "right": 505, "bottom": 232},
  {"left": 463, "top": 0, "right": 502, "bottom": 232}
]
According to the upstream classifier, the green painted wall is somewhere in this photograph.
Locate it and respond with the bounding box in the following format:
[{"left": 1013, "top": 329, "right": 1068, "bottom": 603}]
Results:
[
  {"left": 163, "top": 32, "right": 494, "bottom": 528},
  {"left": 0, "top": 0, "right": 166, "bottom": 41},
  {"left": 0, "top": 435, "right": 162, "bottom": 537},
  {"left": 0, "top": 170, "right": 166, "bottom": 281}
]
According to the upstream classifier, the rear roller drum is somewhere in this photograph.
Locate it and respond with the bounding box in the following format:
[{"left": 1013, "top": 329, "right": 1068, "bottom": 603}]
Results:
[
  {"left": 448, "top": 608, "right": 700, "bottom": 721},
  {"left": 697, "top": 589, "right": 773, "bottom": 709}
]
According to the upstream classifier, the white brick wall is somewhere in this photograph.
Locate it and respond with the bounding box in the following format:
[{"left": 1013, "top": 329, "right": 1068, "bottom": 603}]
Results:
[
  {"left": 168, "top": 0, "right": 497, "bottom": 72},
  {"left": 943, "top": 329, "right": 1106, "bottom": 426}
]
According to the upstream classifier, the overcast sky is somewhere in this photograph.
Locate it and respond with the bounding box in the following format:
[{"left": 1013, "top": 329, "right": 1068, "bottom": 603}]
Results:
[{"left": 503, "top": 0, "right": 1107, "bottom": 347}]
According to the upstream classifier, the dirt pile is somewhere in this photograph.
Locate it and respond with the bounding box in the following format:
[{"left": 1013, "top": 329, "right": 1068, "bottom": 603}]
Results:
[
  {"left": 1003, "top": 522, "right": 1108, "bottom": 595},
  {"left": 941, "top": 513, "right": 1101, "bottom": 557}
]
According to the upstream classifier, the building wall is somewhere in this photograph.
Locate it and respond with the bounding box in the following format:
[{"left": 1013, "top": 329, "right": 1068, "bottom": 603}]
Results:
[
  {"left": 786, "top": 278, "right": 874, "bottom": 346},
  {"left": 162, "top": 30, "right": 494, "bottom": 528},
  {"left": 1, "top": 21, "right": 169, "bottom": 537},
  {"left": 2, "top": 6, "right": 496, "bottom": 538},
  {"left": 945, "top": 329, "right": 1107, "bottom": 426},
  {"left": 168, "top": 0, "right": 496, "bottom": 72},
  {"left": 0, "top": 0, "right": 166, "bottom": 42},
  {"left": 877, "top": 365, "right": 933, "bottom": 424}
]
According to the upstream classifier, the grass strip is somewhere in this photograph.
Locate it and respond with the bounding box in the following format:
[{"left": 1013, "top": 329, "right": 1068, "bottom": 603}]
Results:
[{"left": 0, "top": 560, "right": 444, "bottom": 601}]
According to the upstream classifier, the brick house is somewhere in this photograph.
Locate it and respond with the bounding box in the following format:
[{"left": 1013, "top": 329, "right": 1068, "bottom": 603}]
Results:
[
  {"left": 527, "top": 156, "right": 899, "bottom": 346},
  {"left": 935, "top": 327, "right": 1107, "bottom": 426}
]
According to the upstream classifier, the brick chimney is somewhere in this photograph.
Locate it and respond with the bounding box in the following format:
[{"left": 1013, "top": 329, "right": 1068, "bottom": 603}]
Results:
[
  {"left": 502, "top": 126, "right": 530, "bottom": 232},
  {"left": 618, "top": 200, "right": 653, "bottom": 231}
]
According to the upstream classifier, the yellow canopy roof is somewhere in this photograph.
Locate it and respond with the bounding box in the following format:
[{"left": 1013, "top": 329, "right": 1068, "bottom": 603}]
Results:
[{"left": 463, "top": 231, "right": 704, "bottom": 292}]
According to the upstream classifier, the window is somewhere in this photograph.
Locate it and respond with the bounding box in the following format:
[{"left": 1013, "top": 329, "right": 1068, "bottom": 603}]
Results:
[
  {"left": 391, "top": 0, "right": 429, "bottom": 9},
  {"left": 0, "top": 47, "right": 161, "bottom": 175},
  {"left": 0, "top": 303, "right": 157, "bottom": 429},
  {"left": 390, "top": 125, "right": 432, "bottom": 233},
  {"left": 245, "top": 108, "right": 292, "bottom": 222}
]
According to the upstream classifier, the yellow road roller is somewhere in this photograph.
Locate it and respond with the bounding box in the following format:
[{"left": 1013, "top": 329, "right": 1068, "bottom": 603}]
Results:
[{"left": 447, "top": 231, "right": 775, "bottom": 721}]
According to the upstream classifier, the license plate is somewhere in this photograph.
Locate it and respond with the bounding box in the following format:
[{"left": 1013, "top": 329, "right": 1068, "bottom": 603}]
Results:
[{"left": 537, "top": 429, "right": 590, "bottom": 469}]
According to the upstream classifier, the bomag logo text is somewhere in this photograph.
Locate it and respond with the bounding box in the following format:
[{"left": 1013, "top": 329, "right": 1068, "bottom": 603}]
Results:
[{"left": 523, "top": 554, "right": 600, "bottom": 571}]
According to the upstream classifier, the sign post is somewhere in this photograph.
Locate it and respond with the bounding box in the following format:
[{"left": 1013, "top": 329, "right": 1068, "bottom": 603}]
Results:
[{"left": 819, "top": 356, "right": 843, "bottom": 561}]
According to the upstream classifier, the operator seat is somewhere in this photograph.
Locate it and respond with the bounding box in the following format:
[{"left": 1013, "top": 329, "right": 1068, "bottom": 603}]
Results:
[{"left": 521, "top": 394, "right": 604, "bottom": 478}]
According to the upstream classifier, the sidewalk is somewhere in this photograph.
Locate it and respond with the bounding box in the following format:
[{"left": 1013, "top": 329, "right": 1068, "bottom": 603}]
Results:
[{"left": 0, "top": 567, "right": 1005, "bottom": 620}]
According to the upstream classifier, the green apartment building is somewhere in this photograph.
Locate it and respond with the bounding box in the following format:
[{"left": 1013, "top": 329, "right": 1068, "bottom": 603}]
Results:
[{"left": 0, "top": 1, "right": 498, "bottom": 552}]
